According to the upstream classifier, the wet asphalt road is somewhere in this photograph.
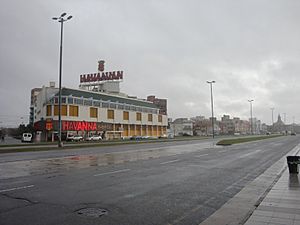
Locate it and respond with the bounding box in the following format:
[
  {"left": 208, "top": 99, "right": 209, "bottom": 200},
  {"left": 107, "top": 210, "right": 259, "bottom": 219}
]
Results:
[{"left": 0, "top": 136, "right": 299, "bottom": 225}]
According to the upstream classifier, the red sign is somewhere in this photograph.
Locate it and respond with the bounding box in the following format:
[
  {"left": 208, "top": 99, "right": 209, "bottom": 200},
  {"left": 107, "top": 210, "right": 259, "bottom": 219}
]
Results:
[
  {"left": 62, "top": 121, "right": 97, "bottom": 131},
  {"left": 46, "top": 122, "right": 53, "bottom": 131},
  {"left": 98, "top": 60, "right": 105, "bottom": 72},
  {"left": 80, "top": 71, "right": 123, "bottom": 83}
]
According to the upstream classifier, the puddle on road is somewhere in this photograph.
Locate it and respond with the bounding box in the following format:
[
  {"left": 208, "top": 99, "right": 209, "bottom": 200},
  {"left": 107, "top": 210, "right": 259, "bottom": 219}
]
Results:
[{"left": 0, "top": 142, "right": 220, "bottom": 179}]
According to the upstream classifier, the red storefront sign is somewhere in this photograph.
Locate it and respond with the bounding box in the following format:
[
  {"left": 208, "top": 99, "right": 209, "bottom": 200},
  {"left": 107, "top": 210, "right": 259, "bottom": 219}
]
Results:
[
  {"left": 62, "top": 121, "right": 97, "bottom": 131},
  {"left": 46, "top": 122, "right": 53, "bottom": 130}
]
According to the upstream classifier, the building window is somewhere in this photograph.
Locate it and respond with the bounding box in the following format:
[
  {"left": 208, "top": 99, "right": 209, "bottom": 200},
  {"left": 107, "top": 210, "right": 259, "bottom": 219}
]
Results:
[
  {"left": 123, "top": 111, "right": 129, "bottom": 120},
  {"left": 158, "top": 115, "right": 162, "bottom": 122},
  {"left": 148, "top": 114, "right": 153, "bottom": 122},
  {"left": 107, "top": 109, "right": 114, "bottom": 119},
  {"left": 90, "top": 107, "right": 98, "bottom": 118},
  {"left": 125, "top": 105, "right": 130, "bottom": 110},
  {"left": 136, "top": 112, "right": 142, "bottom": 121},
  {"left": 46, "top": 105, "right": 52, "bottom": 116},
  {"left": 74, "top": 98, "right": 83, "bottom": 105},
  {"left": 84, "top": 99, "right": 93, "bottom": 106},
  {"left": 62, "top": 105, "right": 67, "bottom": 116},
  {"left": 93, "top": 100, "right": 101, "bottom": 107},
  {"left": 54, "top": 105, "right": 67, "bottom": 116},
  {"left": 69, "top": 105, "right": 79, "bottom": 117},
  {"left": 117, "top": 104, "right": 124, "bottom": 110},
  {"left": 67, "top": 97, "right": 73, "bottom": 104},
  {"left": 109, "top": 103, "right": 117, "bottom": 109},
  {"left": 102, "top": 102, "right": 109, "bottom": 108}
]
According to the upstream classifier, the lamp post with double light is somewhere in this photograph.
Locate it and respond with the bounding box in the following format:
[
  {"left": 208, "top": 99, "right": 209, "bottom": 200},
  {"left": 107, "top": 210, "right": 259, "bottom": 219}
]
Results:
[
  {"left": 52, "top": 13, "right": 72, "bottom": 147},
  {"left": 248, "top": 99, "right": 254, "bottom": 135},
  {"left": 207, "top": 81, "right": 216, "bottom": 138},
  {"left": 270, "top": 107, "right": 274, "bottom": 133}
]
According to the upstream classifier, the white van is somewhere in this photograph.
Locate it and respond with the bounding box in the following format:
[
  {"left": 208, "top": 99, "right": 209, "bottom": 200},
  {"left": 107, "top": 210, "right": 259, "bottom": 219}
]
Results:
[{"left": 22, "top": 133, "right": 32, "bottom": 143}]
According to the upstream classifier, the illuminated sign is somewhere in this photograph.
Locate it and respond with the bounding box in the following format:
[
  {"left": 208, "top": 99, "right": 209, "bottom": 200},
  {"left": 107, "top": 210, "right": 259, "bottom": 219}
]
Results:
[
  {"left": 80, "top": 71, "right": 123, "bottom": 83},
  {"left": 63, "top": 121, "right": 97, "bottom": 131},
  {"left": 80, "top": 60, "right": 124, "bottom": 83},
  {"left": 46, "top": 122, "right": 53, "bottom": 131}
]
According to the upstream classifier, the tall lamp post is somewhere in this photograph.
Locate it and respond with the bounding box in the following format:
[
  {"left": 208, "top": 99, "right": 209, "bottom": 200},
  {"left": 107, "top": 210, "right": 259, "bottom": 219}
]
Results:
[
  {"left": 270, "top": 107, "right": 274, "bottom": 132},
  {"left": 248, "top": 99, "right": 254, "bottom": 135},
  {"left": 207, "top": 81, "right": 216, "bottom": 138},
  {"left": 52, "top": 13, "right": 72, "bottom": 147}
]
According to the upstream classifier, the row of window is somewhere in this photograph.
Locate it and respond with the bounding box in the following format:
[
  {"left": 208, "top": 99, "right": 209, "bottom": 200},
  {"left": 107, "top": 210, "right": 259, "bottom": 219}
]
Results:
[
  {"left": 46, "top": 105, "right": 163, "bottom": 122},
  {"left": 49, "top": 96, "right": 159, "bottom": 114}
]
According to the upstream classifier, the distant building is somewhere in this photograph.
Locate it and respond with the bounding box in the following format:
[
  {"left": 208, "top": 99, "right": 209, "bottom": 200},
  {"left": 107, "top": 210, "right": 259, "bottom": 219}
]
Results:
[
  {"left": 220, "top": 115, "right": 235, "bottom": 135},
  {"left": 249, "top": 117, "right": 261, "bottom": 134},
  {"left": 234, "top": 118, "right": 250, "bottom": 135},
  {"left": 147, "top": 95, "right": 167, "bottom": 115},
  {"left": 29, "top": 87, "right": 43, "bottom": 126},
  {"left": 170, "top": 118, "right": 193, "bottom": 136},
  {"left": 271, "top": 114, "right": 285, "bottom": 133}
]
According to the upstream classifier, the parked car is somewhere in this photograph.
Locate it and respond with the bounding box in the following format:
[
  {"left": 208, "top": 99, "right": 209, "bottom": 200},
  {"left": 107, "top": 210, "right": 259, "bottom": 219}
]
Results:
[
  {"left": 66, "top": 134, "right": 83, "bottom": 142},
  {"left": 73, "top": 135, "right": 84, "bottom": 141},
  {"left": 86, "top": 135, "right": 102, "bottom": 141},
  {"left": 21, "top": 133, "right": 32, "bottom": 143}
]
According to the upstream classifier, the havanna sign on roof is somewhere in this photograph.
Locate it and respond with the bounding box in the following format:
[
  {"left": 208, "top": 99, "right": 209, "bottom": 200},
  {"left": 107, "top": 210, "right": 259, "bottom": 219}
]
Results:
[{"left": 80, "top": 60, "right": 123, "bottom": 83}]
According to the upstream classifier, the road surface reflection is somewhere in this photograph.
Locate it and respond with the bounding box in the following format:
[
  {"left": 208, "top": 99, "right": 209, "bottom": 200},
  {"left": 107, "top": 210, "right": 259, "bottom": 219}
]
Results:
[{"left": 0, "top": 142, "right": 218, "bottom": 179}]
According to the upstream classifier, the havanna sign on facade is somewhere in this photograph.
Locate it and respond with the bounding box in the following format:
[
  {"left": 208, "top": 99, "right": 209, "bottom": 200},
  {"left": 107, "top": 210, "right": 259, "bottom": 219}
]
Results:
[
  {"left": 80, "top": 60, "right": 123, "bottom": 83},
  {"left": 62, "top": 121, "right": 113, "bottom": 131}
]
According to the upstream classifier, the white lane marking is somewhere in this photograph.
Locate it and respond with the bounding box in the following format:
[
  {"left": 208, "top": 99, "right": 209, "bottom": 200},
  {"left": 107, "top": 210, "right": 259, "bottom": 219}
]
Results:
[
  {"left": 195, "top": 154, "right": 209, "bottom": 157},
  {"left": 94, "top": 169, "right": 131, "bottom": 177},
  {"left": 0, "top": 185, "right": 34, "bottom": 193},
  {"left": 240, "top": 149, "right": 262, "bottom": 158},
  {"left": 218, "top": 150, "right": 228, "bottom": 153},
  {"left": 160, "top": 159, "right": 180, "bottom": 165}
]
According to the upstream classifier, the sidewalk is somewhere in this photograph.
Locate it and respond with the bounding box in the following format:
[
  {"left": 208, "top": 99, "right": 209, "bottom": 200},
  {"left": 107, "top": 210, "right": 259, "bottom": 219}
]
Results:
[
  {"left": 244, "top": 169, "right": 300, "bottom": 225},
  {"left": 199, "top": 144, "right": 300, "bottom": 225}
]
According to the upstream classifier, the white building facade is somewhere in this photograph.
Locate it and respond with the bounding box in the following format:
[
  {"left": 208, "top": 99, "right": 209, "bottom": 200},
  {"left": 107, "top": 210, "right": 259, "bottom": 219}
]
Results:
[{"left": 32, "top": 61, "right": 168, "bottom": 141}]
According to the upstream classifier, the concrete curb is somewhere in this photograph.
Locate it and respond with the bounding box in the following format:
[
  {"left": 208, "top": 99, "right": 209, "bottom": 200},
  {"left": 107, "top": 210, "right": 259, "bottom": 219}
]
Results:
[{"left": 199, "top": 143, "right": 300, "bottom": 225}]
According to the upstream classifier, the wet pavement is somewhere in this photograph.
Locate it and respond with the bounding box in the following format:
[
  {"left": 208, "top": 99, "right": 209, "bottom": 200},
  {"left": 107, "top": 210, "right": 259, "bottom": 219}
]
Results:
[
  {"left": 0, "top": 136, "right": 299, "bottom": 225},
  {"left": 200, "top": 142, "right": 300, "bottom": 225},
  {"left": 0, "top": 136, "right": 21, "bottom": 145},
  {"left": 0, "top": 141, "right": 217, "bottom": 179},
  {"left": 244, "top": 167, "right": 300, "bottom": 225}
]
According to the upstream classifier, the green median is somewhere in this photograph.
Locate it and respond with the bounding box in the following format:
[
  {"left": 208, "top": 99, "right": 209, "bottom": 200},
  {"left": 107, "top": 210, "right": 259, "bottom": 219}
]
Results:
[{"left": 216, "top": 135, "right": 283, "bottom": 146}]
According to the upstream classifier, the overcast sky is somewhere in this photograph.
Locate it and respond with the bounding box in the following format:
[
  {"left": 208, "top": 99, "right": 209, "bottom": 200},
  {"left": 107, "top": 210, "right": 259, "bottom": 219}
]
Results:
[{"left": 1, "top": 0, "right": 300, "bottom": 127}]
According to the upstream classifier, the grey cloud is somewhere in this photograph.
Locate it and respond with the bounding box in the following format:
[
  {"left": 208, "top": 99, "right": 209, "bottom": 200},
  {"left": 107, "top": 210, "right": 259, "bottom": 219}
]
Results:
[{"left": 1, "top": 0, "right": 300, "bottom": 126}]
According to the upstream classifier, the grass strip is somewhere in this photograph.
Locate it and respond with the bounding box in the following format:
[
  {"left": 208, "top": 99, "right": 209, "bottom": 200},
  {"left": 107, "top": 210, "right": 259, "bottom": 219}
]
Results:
[{"left": 216, "top": 135, "right": 282, "bottom": 146}]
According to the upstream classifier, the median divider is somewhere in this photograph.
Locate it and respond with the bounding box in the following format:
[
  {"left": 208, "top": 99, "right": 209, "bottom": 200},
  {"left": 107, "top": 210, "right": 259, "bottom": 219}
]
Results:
[{"left": 216, "top": 135, "right": 282, "bottom": 146}]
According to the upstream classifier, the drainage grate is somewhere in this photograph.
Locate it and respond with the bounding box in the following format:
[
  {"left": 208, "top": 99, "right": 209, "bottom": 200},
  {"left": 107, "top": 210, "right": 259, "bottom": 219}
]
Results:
[{"left": 76, "top": 207, "right": 108, "bottom": 218}]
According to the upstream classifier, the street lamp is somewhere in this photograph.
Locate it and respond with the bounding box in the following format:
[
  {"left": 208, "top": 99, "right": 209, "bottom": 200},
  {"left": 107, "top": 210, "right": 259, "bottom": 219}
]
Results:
[
  {"left": 270, "top": 108, "right": 274, "bottom": 125},
  {"left": 207, "top": 81, "right": 216, "bottom": 138},
  {"left": 248, "top": 100, "right": 254, "bottom": 135},
  {"left": 52, "top": 13, "right": 72, "bottom": 147},
  {"left": 270, "top": 107, "right": 274, "bottom": 132}
]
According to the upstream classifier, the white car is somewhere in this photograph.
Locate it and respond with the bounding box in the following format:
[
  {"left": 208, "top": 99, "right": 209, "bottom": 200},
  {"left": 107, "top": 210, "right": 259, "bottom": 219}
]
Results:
[
  {"left": 73, "top": 135, "right": 84, "bottom": 141},
  {"left": 86, "top": 135, "right": 102, "bottom": 141},
  {"left": 67, "top": 134, "right": 83, "bottom": 142},
  {"left": 21, "top": 133, "right": 32, "bottom": 142}
]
